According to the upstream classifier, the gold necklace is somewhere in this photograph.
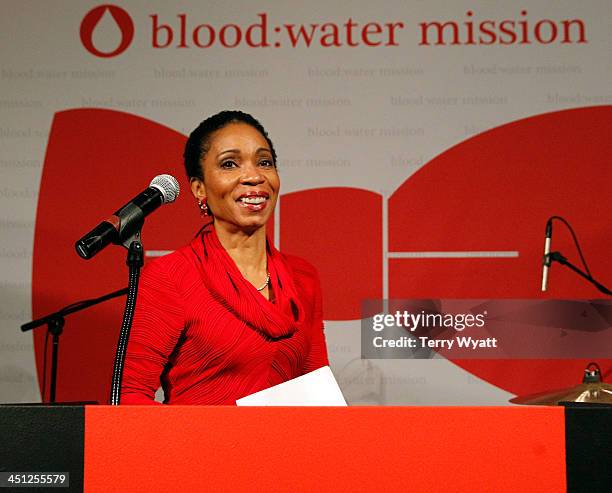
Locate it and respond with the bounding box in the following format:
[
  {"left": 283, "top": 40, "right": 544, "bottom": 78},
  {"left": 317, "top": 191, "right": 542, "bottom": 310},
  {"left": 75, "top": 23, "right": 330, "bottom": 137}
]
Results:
[{"left": 256, "top": 272, "right": 270, "bottom": 291}]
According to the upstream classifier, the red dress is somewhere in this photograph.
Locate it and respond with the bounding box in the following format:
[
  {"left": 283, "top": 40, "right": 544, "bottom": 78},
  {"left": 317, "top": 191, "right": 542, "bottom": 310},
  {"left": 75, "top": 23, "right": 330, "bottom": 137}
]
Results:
[{"left": 121, "top": 224, "right": 329, "bottom": 404}]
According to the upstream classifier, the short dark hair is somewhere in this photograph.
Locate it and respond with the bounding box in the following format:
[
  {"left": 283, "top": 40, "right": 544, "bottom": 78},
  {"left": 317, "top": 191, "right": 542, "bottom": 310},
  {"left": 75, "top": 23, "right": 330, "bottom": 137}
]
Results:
[{"left": 183, "top": 110, "right": 277, "bottom": 180}]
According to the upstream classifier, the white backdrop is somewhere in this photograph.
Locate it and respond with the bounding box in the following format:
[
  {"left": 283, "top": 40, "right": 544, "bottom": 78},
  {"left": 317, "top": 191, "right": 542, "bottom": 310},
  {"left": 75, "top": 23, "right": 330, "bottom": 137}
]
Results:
[{"left": 1, "top": 0, "right": 610, "bottom": 404}]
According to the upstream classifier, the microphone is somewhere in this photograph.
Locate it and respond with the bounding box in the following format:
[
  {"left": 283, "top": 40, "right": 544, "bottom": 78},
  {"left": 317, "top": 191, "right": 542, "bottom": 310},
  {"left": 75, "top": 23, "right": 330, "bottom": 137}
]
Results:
[
  {"left": 541, "top": 219, "right": 553, "bottom": 291},
  {"left": 75, "top": 174, "right": 180, "bottom": 259}
]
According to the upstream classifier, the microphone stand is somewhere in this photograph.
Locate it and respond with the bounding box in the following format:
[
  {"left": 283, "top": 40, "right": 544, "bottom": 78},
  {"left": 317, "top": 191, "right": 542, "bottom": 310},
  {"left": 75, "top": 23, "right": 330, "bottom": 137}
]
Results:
[
  {"left": 548, "top": 251, "right": 612, "bottom": 296},
  {"left": 21, "top": 287, "right": 128, "bottom": 403},
  {"left": 109, "top": 232, "right": 144, "bottom": 405}
]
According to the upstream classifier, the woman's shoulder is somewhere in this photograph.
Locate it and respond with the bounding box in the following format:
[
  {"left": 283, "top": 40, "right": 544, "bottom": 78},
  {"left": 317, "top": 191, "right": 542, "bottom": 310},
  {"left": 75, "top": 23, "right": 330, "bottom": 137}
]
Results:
[{"left": 141, "top": 242, "right": 200, "bottom": 284}]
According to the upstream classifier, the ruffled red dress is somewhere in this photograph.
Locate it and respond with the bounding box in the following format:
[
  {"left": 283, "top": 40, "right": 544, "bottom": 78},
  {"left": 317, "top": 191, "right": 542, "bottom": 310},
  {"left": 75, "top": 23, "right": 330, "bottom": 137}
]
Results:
[{"left": 121, "top": 224, "right": 328, "bottom": 404}]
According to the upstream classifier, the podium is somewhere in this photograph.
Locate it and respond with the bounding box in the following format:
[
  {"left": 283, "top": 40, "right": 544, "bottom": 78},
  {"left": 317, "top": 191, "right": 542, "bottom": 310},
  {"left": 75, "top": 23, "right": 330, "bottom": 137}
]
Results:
[{"left": 1, "top": 405, "right": 609, "bottom": 492}]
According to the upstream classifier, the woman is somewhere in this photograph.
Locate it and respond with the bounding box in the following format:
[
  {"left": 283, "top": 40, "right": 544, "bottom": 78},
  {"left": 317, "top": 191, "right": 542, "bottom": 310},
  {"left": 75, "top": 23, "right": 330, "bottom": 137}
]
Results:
[{"left": 121, "top": 111, "right": 329, "bottom": 404}]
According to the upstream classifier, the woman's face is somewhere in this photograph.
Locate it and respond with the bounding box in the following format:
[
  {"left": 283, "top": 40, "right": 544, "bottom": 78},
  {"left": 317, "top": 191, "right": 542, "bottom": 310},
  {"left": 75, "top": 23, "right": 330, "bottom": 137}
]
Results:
[{"left": 191, "top": 122, "right": 279, "bottom": 234}]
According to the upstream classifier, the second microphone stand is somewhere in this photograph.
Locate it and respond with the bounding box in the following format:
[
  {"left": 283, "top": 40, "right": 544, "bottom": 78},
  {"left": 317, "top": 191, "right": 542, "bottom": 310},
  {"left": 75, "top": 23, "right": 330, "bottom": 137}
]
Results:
[
  {"left": 21, "top": 287, "right": 128, "bottom": 403},
  {"left": 547, "top": 251, "right": 612, "bottom": 296}
]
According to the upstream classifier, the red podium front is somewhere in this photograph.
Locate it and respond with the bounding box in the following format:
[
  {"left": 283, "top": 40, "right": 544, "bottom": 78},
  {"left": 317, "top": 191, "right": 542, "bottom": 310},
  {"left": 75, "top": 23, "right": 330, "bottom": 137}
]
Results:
[{"left": 84, "top": 406, "right": 565, "bottom": 492}]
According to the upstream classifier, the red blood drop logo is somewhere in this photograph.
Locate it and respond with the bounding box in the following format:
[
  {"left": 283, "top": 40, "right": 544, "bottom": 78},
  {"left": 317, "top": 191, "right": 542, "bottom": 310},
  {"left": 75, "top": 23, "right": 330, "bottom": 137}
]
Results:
[{"left": 80, "top": 4, "right": 134, "bottom": 58}]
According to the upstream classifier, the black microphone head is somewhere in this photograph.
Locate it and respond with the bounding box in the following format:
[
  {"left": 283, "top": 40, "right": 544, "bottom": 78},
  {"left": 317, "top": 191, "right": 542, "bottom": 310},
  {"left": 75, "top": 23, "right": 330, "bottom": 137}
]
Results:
[
  {"left": 545, "top": 218, "right": 553, "bottom": 237},
  {"left": 149, "top": 174, "right": 180, "bottom": 204}
]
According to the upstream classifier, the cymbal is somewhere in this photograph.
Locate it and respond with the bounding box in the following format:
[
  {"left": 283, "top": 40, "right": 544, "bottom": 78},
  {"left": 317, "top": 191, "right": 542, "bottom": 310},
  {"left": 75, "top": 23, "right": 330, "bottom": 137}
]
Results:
[
  {"left": 510, "top": 362, "right": 612, "bottom": 405},
  {"left": 510, "top": 382, "right": 612, "bottom": 405}
]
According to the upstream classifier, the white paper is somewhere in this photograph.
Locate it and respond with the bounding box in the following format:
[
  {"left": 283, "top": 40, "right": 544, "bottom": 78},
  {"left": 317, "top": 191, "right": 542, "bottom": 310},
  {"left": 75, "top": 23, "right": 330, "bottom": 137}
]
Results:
[{"left": 236, "top": 366, "right": 347, "bottom": 406}]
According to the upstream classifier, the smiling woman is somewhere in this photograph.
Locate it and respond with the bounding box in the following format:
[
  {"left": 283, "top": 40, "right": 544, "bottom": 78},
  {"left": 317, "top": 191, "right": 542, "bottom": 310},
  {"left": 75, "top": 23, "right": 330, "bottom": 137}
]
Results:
[
  {"left": 120, "top": 110, "right": 329, "bottom": 405},
  {"left": 191, "top": 121, "right": 279, "bottom": 242}
]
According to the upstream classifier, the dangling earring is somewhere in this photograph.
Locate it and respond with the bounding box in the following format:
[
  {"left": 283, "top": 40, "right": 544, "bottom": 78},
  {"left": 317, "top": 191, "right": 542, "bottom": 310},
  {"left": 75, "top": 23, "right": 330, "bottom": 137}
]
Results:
[{"left": 198, "top": 198, "right": 210, "bottom": 216}]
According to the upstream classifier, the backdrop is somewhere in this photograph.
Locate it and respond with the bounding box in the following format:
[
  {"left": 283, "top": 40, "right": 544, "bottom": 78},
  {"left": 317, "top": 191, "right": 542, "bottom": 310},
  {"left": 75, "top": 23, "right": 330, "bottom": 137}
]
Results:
[{"left": 1, "top": 0, "right": 610, "bottom": 404}]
